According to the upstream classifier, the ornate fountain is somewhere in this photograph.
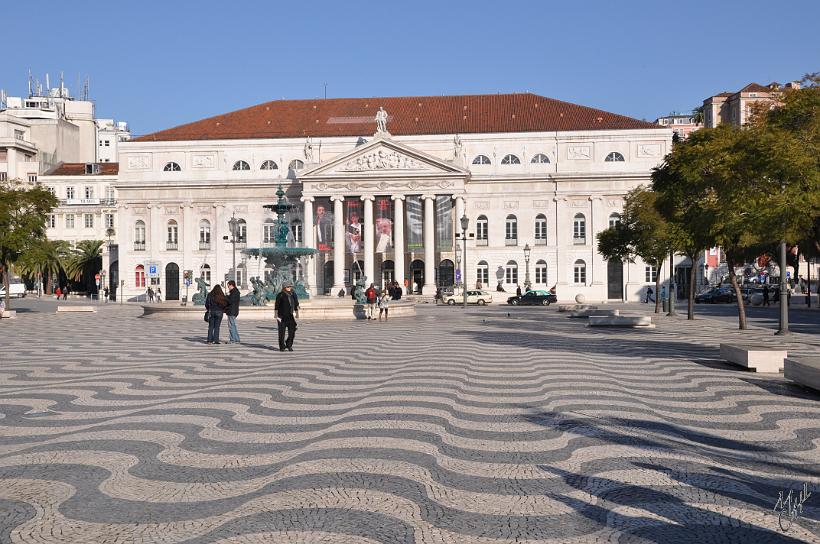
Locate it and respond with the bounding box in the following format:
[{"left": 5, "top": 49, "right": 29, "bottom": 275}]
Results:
[{"left": 239, "top": 184, "right": 317, "bottom": 304}]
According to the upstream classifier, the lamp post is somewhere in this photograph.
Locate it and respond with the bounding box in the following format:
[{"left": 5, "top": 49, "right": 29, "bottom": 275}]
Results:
[
  {"left": 105, "top": 227, "right": 114, "bottom": 301},
  {"left": 667, "top": 250, "right": 676, "bottom": 316},
  {"left": 460, "top": 215, "right": 469, "bottom": 309},
  {"left": 454, "top": 241, "right": 462, "bottom": 293},
  {"left": 228, "top": 213, "right": 239, "bottom": 286},
  {"left": 776, "top": 242, "right": 789, "bottom": 335},
  {"left": 523, "top": 243, "right": 532, "bottom": 291}
]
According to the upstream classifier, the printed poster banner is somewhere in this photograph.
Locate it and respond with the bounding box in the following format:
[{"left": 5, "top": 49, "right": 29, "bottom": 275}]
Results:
[
  {"left": 314, "top": 197, "right": 333, "bottom": 251},
  {"left": 375, "top": 196, "right": 394, "bottom": 253}
]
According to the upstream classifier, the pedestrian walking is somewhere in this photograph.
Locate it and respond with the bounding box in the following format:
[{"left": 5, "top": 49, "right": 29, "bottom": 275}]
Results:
[
  {"left": 763, "top": 284, "right": 770, "bottom": 306},
  {"left": 404, "top": 278, "right": 410, "bottom": 295},
  {"left": 390, "top": 281, "right": 402, "bottom": 300},
  {"left": 434, "top": 288, "right": 443, "bottom": 305},
  {"left": 365, "top": 283, "right": 377, "bottom": 319},
  {"left": 205, "top": 284, "right": 228, "bottom": 344},
  {"left": 225, "top": 280, "right": 241, "bottom": 344},
  {"left": 62, "top": 287, "right": 68, "bottom": 301},
  {"left": 55, "top": 287, "right": 61, "bottom": 299},
  {"left": 275, "top": 280, "right": 299, "bottom": 352},
  {"left": 660, "top": 286, "right": 667, "bottom": 301},
  {"left": 103, "top": 286, "right": 109, "bottom": 302},
  {"left": 644, "top": 286, "right": 654, "bottom": 303},
  {"left": 378, "top": 289, "right": 390, "bottom": 320},
  {"left": 147, "top": 287, "right": 154, "bottom": 303},
  {"left": 156, "top": 287, "right": 162, "bottom": 303},
  {"left": 516, "top": 285, "right": 522, "bottom": 297}
]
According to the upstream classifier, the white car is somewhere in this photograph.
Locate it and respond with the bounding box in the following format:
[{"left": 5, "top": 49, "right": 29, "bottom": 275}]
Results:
[
  {"left": 444, "top": 290, "right": 492, "bottom": 305},
  {"left": 0, "top": 283, "right": 26, "bottom": 298}
]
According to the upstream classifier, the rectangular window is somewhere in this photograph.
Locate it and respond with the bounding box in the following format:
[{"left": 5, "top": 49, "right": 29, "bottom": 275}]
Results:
[
  {"left": 104, "top": 140, "right": 110, "bottom": 146},
  {"left": 66, "top": 214, "right": 75, "bottom": 228},
  {"left": 476, "top": 219, "right": 488, "bottom": 246},
  {"left": 84, "top": 186, "right": 94, "bottom": 199},
  {"left": 535, "top": 219, "right": 547, "bottom": 242},
  {"left": 505, "top": 266, "right": 518, "bottom": 284},
  {"left": 0, "top": 173, "right": 6, "bottom": 182},
  {"left": 66, "top": 187, "right": 75, "bottom": 200},
  {"left": 105, "top": 214, "right": 114, "bottom": 229},
  {"left": 14, "top": 129, "right": 25, "bottom": 140},
  {"left": 477, "top": 266, "right": 489, "bottom": 285},
  {"left": 645, "top": 265, "right": 657, "bottom": 283},
  {"left": 535, "top": 266, "right": 547, "bottom": 284},
  {"left": 84, "top": 214, "right": 94, "bottom": 228},
  {"left": 263, "top": 223, "right": 275, "bottom": 244},
  {"left": 48, "top": 214, "right": 56, "bottom": 229},
  {"left": 28, "top": 174, "right": 38, "bottom": 183}
]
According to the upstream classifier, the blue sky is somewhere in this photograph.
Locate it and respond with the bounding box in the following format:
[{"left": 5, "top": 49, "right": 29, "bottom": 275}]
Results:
[{"left": 1, "top": 0, "right": 817, "bottom": 136}]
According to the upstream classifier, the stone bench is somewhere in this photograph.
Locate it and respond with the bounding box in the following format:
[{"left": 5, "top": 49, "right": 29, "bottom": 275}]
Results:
[
  {"left": 588, "top": 316, "right": 654, "bottom": 328},
  {"left": 558, "top": 304, "right": 599, "bottom": 313},
  {"left": 56, "top": 306, "right": 97, "bottom": 313},
  {"left": 570, "top": 309, "right": 620, "bottom": 318},
  {"left": 719, "top": 344, "right": 786, "bottom": 373},
  {"left": 784, "top": 357, "right": 820, "bottom": 392},
  {"left": 1, "top": 310, "right": 16, "bottom": 319}
]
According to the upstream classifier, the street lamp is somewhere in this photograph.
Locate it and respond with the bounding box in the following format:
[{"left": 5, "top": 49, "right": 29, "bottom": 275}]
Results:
[
  {"left": 523, "top": 243, "right": 532, "bottom": 291},
  {"left": 105, "top": 227, "right": 114, "bottom": 301},
  {"left": 460, "top": 215, "right": 469, "bottom": 309},
  {"left": 454, "top": 241, "right": 462, "bottom": 292},
  {"left": 227, "top": 213, "right": 239, "bottom": 286}
]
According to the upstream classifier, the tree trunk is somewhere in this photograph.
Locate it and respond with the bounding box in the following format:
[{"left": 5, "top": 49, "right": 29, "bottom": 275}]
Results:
[
  {"left": 728, "top": 268, "right": 747, "bottom": 330},
  {"left": 1, "top": 262, "right": 9, "bottom": 312},
  {"left": 654, "top": 261, "right": 662, "bottom": 314},
  {"left": 688, "top": 257, "right": 697, "bottom": 320}
]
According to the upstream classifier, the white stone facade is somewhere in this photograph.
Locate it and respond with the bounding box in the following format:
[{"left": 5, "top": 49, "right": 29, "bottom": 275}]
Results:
[{"left": 115, "top": 125, "right": 672, "bottom": 303}]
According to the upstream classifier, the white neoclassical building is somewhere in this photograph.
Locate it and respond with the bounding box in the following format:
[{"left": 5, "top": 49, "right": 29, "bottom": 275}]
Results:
[{"left": 114, "top": 93, "right": 672, "bottom": 302}]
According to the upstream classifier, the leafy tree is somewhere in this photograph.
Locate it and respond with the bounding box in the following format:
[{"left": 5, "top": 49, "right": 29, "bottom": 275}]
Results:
[
  {"left": 597, "top": 187, "right": 673, "bottom": 313},
  {"left": 63, "top": 240, "right": 104, "bottom": 294},
  {"left": 0, "top": 179, "right": 58, "bottom": 309},
  {"left": 14, "top": 239, "right": 70, "bottom": 295}
]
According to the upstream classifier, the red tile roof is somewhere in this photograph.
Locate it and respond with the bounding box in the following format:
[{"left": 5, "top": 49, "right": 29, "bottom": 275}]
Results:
[
  {"left": 46, "top": 162, "right": 119, "bottom": 176},
  {"left": 739, "top": 83, "right": 774, "bottom": 93},
  {"left": 134, "top": 93, "right": 658, "bottom": 142}
]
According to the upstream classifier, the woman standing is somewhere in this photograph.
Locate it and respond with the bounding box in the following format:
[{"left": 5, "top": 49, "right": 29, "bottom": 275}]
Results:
[
  {"left": 378, "top": 289, "right": 390, "bottom": 320},
  {"left": 205, "top": 284, "right": 228, "bottom": 344}
]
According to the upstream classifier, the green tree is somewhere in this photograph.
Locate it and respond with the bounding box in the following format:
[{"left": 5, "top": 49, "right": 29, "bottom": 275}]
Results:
[
  {"left": 14, "top": 239, "right": 70, "bottom": 295},
  {"left": 597, "top": 187, "right": 673, "bottom": 313},
  {"left": 63, "top": 240, "right": 104, "bottom": 295},
  {"left": 0, "top": 179, "right": 58, "bottom": 309}
]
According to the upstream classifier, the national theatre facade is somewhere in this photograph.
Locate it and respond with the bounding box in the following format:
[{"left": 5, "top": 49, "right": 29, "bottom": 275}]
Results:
[{"left": 114, "top": 93, "right": 672, "bottom": 302}]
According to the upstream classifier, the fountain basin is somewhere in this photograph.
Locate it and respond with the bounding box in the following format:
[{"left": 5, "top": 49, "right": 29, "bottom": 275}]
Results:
[{"left": 142, "top": 298, "right": 416, "bottom": 320}]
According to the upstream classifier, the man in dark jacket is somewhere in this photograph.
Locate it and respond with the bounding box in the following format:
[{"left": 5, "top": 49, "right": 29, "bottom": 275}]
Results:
[
  {"left": 275, "top": 280, "right": 299, "bottom": 352},
  {"left": 226, "top": 280, "right": 241, "bottom": 344}
]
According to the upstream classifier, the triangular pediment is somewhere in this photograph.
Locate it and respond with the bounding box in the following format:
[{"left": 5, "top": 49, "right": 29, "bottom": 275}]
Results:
[{"left": 300, "top": 136, "right": 469, "bottom": 179}]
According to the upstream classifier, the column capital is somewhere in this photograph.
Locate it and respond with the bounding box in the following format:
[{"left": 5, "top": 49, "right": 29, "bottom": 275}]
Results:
[
  {"left": 360, "top": 195, "right": 375, "bottom": 202},
  {"left": 451, "top": 194, "right": 466, "bottom": 201},
  {"left": 553, "top": 197, "right": 568, "bottom": 203},
  {"left": 421, "top": 194, "right": 437, "bottom": 201},
  {"left": 330, "top": 195, "right": 345, "bottom": 202},
  {"left": 589, "top": 195, "right": 604, "bottom": 202},
  {"left": 390, "top": 194, "right": 406, "bottom": 201},
  {"left": 300, "top": 196, "right": 315, "bottom": 203}
]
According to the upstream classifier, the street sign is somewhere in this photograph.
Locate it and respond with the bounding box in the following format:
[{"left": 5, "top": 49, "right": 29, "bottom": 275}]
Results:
[
  {"left": 183, "top": 269, "right": 193, "bottom": 287},
  {"left": 455, "top": 269, "right": 462, "bottom": 282},
  {"left": 146, "top": 262, "right": 160, "bottom": 278}
]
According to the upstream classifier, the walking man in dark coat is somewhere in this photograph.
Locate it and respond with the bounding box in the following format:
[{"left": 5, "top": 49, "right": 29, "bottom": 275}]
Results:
[
  {"left": 225, "top": 280, "right": 241, "bottom": 343},
  {"left": 275, "top": 280, "right": 299, "bottom": 352}
]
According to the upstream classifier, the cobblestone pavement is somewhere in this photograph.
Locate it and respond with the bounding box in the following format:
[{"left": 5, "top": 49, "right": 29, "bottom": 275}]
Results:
[{"left": 1, "top": 301, "right": 819, "bottom": 543}]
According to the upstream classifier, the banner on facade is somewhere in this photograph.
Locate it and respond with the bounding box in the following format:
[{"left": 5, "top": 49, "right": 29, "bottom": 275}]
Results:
[
  {"left": 314, "top": 197, "right": 333, "bottom": 251},
  {"left": 406, "top": 196, "right": 423, "bottom": 250},
  {"left": 435, "top": 196, "right": 453, "bottom": 251},
  {"left": 375, "top": 196, "right": 393, "bottom": 252},
  {"left": 345, "top": 199, "right": 363, "bottom": 254}
]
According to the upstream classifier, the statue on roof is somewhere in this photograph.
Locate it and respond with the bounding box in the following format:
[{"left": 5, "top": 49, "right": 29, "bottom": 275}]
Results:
[
  {"left": 375, "top": 107, "right": 389, "bottom": 135},
  {"left": 453, "top": 134, "right": 463, "bottom": 161},
  {"left": 304, "top": 137, "right": 314, "bottom": 162}
]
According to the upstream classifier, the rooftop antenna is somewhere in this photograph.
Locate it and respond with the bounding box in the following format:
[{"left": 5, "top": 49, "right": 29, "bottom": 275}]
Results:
[
  {"left": 0, "top": 89, "right": 6, "bottom": 109},
  {"left": 82, "top": 76, "right": 90, "bottom": 101},
  {"left": 45, "top": 73, "right": 50, "bottom": 91},
  {"left": 324, "top": 83, "right": 327, "bottom": 99},
  {"left": 35, "top": 78, "right": 42, "bottom": 97},
  {"left": 28, "top": 69, "right": 33, "bottom": 97},
  {"left": 60, "top": 71, "right": 65, "bottom": 97}
]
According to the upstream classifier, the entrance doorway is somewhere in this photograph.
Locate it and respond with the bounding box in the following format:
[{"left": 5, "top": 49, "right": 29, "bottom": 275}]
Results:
[
  {"left": 438, "top": 259, "right": 455, "bottom": 289},
  {"left": 109, "top": 260, "right": 119, "bottom": 301},
  {"left": 607, "top": 260, "right": 623, "bottom": 300},
  {"left": 381, "top": 260, "right": 394, "bottom": 287},
  {"left": 323, "top": 261, "right": 334, "bottom": 294},
  {"left": 165, "top": 262, "right": 180, "bottom": 300},
  {"left": 410, "top": 259, "right": 424, "bottom": 293}
]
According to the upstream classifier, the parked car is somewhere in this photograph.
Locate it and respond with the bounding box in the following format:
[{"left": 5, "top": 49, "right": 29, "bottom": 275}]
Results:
[
  {"left": 507, "top": 290, "right": 557, "bottom": 306},
  {"left": 444, "top": 290, "right": 493, "bottom": 305},
  {"left": 0, "top": 283, "right": 26, "bottom": 298},
  {"left": 694, "top": 287, "right": 734, "bottom": 304}
]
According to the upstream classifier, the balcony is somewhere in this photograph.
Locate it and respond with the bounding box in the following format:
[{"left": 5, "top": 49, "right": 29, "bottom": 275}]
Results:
[
  {"left": 64, "top": 198, "right": 101, "bottom": 206},
  {"left": 535, "top": 238, "right": 547, "bottom": 246},
  {"left": 134, "top": 242, "right": 146, "bottom": 251},
  {"left": 573, "top": 237, "right": 586, "bottom": 245},
  {"left": 199, "top": 241, "right": 211, "bottom": 251},
  {"left": 476, "top": 239, "right": 488, "bottom": 246},
  {"left": 166, "top": 242, "right": 178, "bottom": 251},
  {"left": 505, "top": 238, "right": 518, "bottom": 246}
]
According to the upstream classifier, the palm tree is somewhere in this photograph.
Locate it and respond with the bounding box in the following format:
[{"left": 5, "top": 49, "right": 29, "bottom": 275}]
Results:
[
  {"left": 14, "top": 239, "right": 70, "bottom": 295},
  {"left": 64, "top": 240, "right": 104, "bottom": 294}
]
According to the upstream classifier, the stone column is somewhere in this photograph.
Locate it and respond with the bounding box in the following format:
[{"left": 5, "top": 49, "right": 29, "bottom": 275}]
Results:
[
  {"left": 182, "top": 202, "right": 193, "bottom": 289},
  {"left": 553, "top": 197, "right": 567, "bottom": 293},
  {"left": 392, "top": 195, "right": 405, "bottom": 290},
  {"left": 301, "top": 197, "right": 316, "bottom": 295},
  {"left": 422, "top": 194, "right": 436, "bottom": 295},
  {"left": 362, "top": 195, "right": 375, "bottom": 285},
  {"left": 331, "top": 196, "right": 345, "bottom": 293},
  {"left": 214, "top": 204, "right": 224, "bottom": 286},
  {"left": 590, "top": 196, "right": 605, "bottom": 289}
]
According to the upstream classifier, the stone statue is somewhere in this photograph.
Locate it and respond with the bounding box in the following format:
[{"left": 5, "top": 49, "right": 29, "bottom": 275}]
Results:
[
  {"left": 192, "top": 277, "right": 209, "bottom": 305},
  {"left": 375, "top": 107, "right": 388, "bottom": 134},
  {"left": 353, "top": 275, "right": 368, "bottom": 305},
  {"left": 453, "top": 134, "right": 463, "bottom": 161},
  {"left": 304, "top": 137, "right": 314, "bottom": 162}
]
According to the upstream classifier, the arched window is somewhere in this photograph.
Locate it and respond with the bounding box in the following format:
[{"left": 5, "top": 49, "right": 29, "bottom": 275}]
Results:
[
  {"left": 134, "top": 220, "right": 146, "bottom": 250},
  {"left": 199, "top": 264, "right": 211, "bottom": 284},
  {"left": 291, "top": 261, "right": 304, "bottom": 283},
  {"left": 232, "top": 160, "right": 250, "bottom": 171},
  {"left": 573, "top": 213, "right": 586, "bottom": 244},
  {"left": 163, "top": 162, "right": 181, "bottom": 171},
  {"left": 291, "top": 218, "right": 303, "bottom": 243},
  {"left": 534, "top": 214, "right": 547, "bottom": 244},
  {"left": 472, "top": 155, "right": 491, "bottom": 165},
  {"left": 135, "top": 265, "right": 146, "bottom": 288},
  {"left": 199, "top": 219, "right": 211, "bottom": 249},
  {"left": 535, "top": 260, "right": 548, "bottom": 284},
  {"left": 233, "top": 218, "right": 247, "bottom": 244},
  {"left": 574, "top": 260, "right": 587, "bottom": 284},
  {"left": 235, "top": 263, "right": 247, "bottom": 287},
  {"left": 263, "top": 218, "right": 275, "bottom": 244},
  {"left": 608, "top": 213, "right": 622, "bottom": 228},
  {"left": 531, "top": 153, "right": 550, "bottom": 164},
  {"left": 260, "top": 160, "right": 278, "bottom": 170},
  {"left": 166, "top": 219, "right": 178, "bottom": 250},
  {"left": 501, "top": 154, "right": 521, "bottom": 165},
  {"left": 476, "top": 260, "right": 489, "bottom": 286},
  {"left": 605, "top": 152, "right": 625, "bottom": 162},
  {"left": 476, "top": 215, "right": 488, "bottom": 245},
  {"left": 505, "top": 260, "right": 519, "bottom": 284},
  {"left": 505, "top": 214, "right": 518, "bottom": 245},
  {"left": 289, "top": 159, "right": 304, "bottom": 171}
]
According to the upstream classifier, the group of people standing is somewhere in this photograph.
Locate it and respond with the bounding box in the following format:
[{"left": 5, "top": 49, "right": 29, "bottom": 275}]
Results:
[
  {"left": 364, "top": 282, "right": 401, "bottom": 320},
  {"left": 204, "top": 279, "right": 299, "bottom": 351}
]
